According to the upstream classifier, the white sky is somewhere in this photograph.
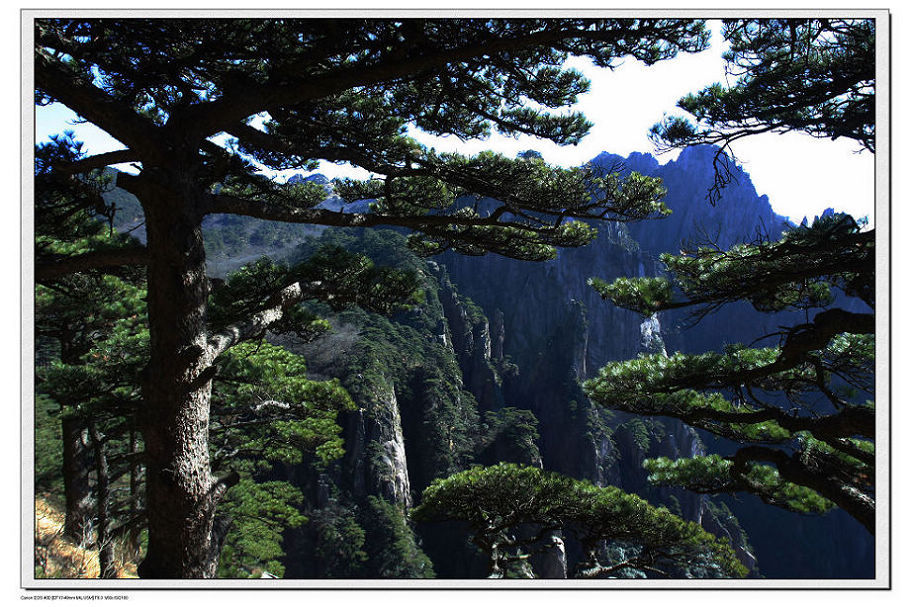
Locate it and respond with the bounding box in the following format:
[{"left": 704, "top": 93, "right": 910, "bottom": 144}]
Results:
[{"left": 34, "top": 20, "right": 875, "bottom": 226}]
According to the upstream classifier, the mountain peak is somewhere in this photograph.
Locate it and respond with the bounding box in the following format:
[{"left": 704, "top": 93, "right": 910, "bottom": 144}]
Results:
[
  {"left": 288, "top": 173, "right": 330, "bottom": 186},
  {"left": 675, "top": 144, "right": 723, "bottom": 166},
  {"left": 625, "top": 151, "right": 660, "bottom": 174}
]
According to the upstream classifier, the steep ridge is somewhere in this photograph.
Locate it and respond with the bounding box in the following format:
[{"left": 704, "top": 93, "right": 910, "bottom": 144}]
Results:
[{"left": 271, "top": 229, "right": 530, "bottom": 578}]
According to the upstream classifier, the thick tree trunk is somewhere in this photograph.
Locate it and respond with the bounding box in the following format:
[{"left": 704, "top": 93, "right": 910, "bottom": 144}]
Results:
[
  {"left": 61, "top": 415, "right": 93, "bottom": 544},
  {"left": 135, "top": 185, "right": 228, "bottom": 578}
]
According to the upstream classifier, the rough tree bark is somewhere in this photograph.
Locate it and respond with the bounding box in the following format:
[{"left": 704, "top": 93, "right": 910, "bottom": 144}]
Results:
[{"left": 134, "top": 176, "right": 235, "bottom": 578}]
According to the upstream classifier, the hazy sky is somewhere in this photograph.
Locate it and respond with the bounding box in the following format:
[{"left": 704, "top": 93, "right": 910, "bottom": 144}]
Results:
[{"left": 34, "top": 21, "right": 875, "bottom": 226}]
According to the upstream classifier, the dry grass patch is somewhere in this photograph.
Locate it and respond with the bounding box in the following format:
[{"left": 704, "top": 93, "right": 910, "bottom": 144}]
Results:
[{"left": 34, "top": 497, "right": 138, "bottom": 579}]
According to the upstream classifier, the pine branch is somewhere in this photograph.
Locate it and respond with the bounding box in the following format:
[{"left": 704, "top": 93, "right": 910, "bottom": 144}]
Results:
[
  {"left": 731, "top": 446, "right": 874, "bottom": 533},
  {"left": 35, "top": 245, "right": 149, "bottom": 282},
  {"left": 207, "top": 281, "right": 314, "bottom": 359},
  {"left": 175, "top": 26, "right": 586, "bottom": 141},
  {"left": 35, "top": 49, "right": 161, "bottom": 157},
  {"left": 205, "top": 191, "right": 560, "bottom": 235},
  {"left": 52, "top": 149, "right": 138, "bottom": 174}
]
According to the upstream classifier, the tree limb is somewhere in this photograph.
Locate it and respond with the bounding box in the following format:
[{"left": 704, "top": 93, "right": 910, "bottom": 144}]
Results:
[
  {"left": 207, "top": 281, "right": 312, "bottom": 359},
  {"left": 35, "top": 49, "right": 162, "bottom": 158},
  {"left": 205, "top": 191, "right": 558, "bottom": 234},
  {"left": 176, "top": 26, "right": 585, "bottom": 141},
  {"left": 36, "top": 245, "right": 149, "bottom": 282},
  {"left": 731, "top": 446, "right": 874, "bottom": 534},
  {"left": 53, "top": 149, "right": 139, "bottom": 174}
]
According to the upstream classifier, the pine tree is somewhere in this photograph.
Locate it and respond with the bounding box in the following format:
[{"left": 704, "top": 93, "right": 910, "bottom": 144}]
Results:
[
  {"left": 208, "top": 340, "right": 358, "bottom": 578},
  {"left": 35, "top": 135, "right": 148, "bottom": 558},
  {"left": 585, "top": 18, "right": 876, "bottom": 534},
  {"left": 34, "top": 18, "right": 710, "bottom": 577},
  {"left": 412, "top": 463, "right": 747, "bottom": 578},
  {"left": 34, "top": 137, "right": 408, "bottom": 577}
]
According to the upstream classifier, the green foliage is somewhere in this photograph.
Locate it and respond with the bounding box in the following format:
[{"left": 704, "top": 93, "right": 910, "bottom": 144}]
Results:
[
  {"left": 413, "top": 464, "right": 584, "bottom": 530},
  {"left": 34, "top": 161, "right": 366, "bottom": 577},
  {"left": 663, "top": 495, "right": 683, "bottom": 518},
  {"left": 477, "top": 407, "right": 542, "bottom": 466},
  {"left": 34, "top": 142, "right": 148, "bottom": 374},
  {"left": 374, "top": 360, "right": 474, "bottom": 481},
  {"left": 40, "top": 18, "right": 709, "bottom": 264},
  {"left": 33, "top": 152, "right": 153, "bottom": 577},
  {"left": 41, "top": 318, "right": 149, "bottom": 421},
  {"left": 220, "top": 173, "right": 329, "bottom": 210},
  {"left": 405, "top": 209, "right": 600, "bottom": 262},
  {"left": 668, "top": 215, "right": 869, "bottom": 311},
  {"left": 307, "top": 503, "right": 369, "bottom": 577},
  {"left": 217, "top": 480, "right": 307, "bottom": 578},
  {"left": 293, "top": 229, "right": 422, "bottom": 273},
  {"left": 290, "top": 482, "right": 434, "bottom": 579},
  {"left": 651, "top": 19, "right": 874, "bottom": 153},
  {"left": 413, "top": 463, "right": 746, "bottom": 578},
  {"left": 292, "top": 231, "right": 487, "bottom": 487},
  {"left": 211, "top": 341, "right": 357, "bottom": 468},
  {"left": 587, "top": 348, "right": 810, "bottom": 446},
  {"left": 616, "top": 418, "right": 659, "bottom": 453},
  {"left": 34, "top": 395, "right": 64, "bottom": 494},
  {"left": 318, "top": 303, "right": 480, "bottom": 482},
  {"left": 208, "top": 249, "right": 421, "bottom": 337},
  {"left": 702, "top": 498, "right": 754, "bottom": 572},
  {"left": 644, "top": 455, "right": 835, "bottom": 515},
  {"left": 587, "top": 145, "right": 875, "bottom": 532},
  {"left": 586, "top": 216, "right": 875, "bottom": 531},
  {"left": 596, "top": 214, "right": 873, "bottom": 318},
  {"left": 37, "top": 241, "right": 359, "bottom": 579},
  {"left": 32, "top": 17, "right": 732, "bottom": 578},
  {"left": 35, "top": 134, "right": 117, "bottom": 246},
  {"left": 208, "top": 339, "right": 362, "bottom": 578},
  {"left": 361, "top": 497, "right": 435, "bottom": 578},
  {"left": 589, "top": 276, "right": 673, "bottom": 316}
]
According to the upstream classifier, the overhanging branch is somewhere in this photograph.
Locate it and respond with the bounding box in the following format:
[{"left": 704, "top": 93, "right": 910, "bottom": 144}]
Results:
[
  {"left": 731, "top": 446, "right": 875, "bottom": 534},
  {"left": 205, "top": 191, "right": 556, "bottom": 234},
  {"left": 53, "top": 150, "right": 139, "bottom": 174},
  {"left": 36, "top": 245, "right": 149, "bottom": 283},
  {"left": 179, "top": 26, "right": 583, "bottom": 140},
  {"left": 35, "top": 49, "right": 161, "bottom": 157},
  {"left": 207, "top": 281, "right": 312, "bottom": 359}
]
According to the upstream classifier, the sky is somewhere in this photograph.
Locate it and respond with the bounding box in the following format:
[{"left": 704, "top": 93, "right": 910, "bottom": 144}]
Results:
[{"left": 33, "top": 20, "right": 875, "bottom": 227}]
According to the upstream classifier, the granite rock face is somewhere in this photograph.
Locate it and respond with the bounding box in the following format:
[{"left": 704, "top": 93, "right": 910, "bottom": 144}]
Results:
[
  {"left": 435, "top": 268, "right": 506, "bottom": 413},
  {"left": 342, "top": 377, "right": 412, "bottom": 508}
]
